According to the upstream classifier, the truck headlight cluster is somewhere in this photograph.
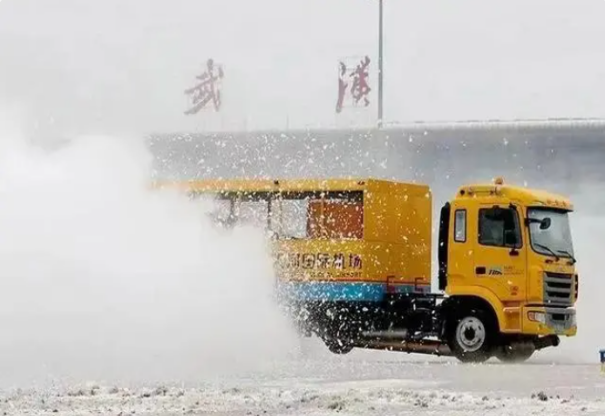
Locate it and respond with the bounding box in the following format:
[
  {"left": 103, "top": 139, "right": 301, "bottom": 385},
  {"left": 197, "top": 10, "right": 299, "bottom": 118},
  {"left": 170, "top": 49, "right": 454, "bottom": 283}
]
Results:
[{"left": 528, "top": 311, "right": 546, "bottom": 324}]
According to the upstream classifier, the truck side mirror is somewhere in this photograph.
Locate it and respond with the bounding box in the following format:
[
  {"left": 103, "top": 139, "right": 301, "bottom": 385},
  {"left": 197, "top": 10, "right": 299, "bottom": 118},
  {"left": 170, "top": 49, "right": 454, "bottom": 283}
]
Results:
[{"left": 524, "top": 217, "right": 551, "bottom": 230}]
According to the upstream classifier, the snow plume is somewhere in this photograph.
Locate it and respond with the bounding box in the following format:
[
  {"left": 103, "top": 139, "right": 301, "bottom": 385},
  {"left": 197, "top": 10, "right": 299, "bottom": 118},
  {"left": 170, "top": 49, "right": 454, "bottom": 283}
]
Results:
[{"left": 0, "top": 120, "right": 298, "bottom": 388}]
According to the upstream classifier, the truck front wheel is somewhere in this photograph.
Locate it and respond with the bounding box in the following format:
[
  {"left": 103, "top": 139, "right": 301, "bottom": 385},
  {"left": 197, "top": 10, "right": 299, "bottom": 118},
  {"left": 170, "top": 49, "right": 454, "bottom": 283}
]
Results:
[{"left": 447, "top": 309, "right": 495, "bottom": 363}]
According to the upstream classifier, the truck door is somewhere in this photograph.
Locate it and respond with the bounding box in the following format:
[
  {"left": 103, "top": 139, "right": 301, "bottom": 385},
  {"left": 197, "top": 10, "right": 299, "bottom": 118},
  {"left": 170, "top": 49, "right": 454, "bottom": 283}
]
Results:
[{"left": 473, "top": 204, "right": 527, "bottom": 303}]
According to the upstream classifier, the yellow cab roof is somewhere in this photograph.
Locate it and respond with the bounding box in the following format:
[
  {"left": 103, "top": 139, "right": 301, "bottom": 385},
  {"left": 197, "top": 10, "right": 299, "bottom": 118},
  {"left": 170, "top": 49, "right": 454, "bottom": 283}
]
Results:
[
  {"left": 456, "top": 177, "right": 574, "bottom": 211},
  {"left": 153, "top": 177, "right": 429, "bottom": 194}
]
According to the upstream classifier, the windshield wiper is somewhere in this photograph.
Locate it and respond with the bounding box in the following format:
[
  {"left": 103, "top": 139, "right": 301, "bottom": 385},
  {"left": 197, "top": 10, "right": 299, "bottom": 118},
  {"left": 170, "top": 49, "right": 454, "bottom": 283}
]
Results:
[
  {"left": 534, "top": 243, "right": 560, "bottom": 261},
  {"left": 557, "top": 250, "right": 576, "bottom": 264}
]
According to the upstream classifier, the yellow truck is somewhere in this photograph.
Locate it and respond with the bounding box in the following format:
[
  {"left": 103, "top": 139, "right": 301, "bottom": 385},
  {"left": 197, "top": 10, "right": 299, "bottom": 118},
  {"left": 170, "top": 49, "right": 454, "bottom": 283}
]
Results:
[{"left": 159, "top": 177, "right": 578, "bottom": 363}]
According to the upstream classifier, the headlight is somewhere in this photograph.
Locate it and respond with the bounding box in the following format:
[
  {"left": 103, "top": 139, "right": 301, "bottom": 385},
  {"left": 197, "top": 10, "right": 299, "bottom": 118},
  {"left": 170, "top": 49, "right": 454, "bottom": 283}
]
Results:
[
  {"left": 570, "top": 313, "right": 577, "bottom": 327},
  {"left": 528, "top": 311, "right": 546, "bottom": 324}
]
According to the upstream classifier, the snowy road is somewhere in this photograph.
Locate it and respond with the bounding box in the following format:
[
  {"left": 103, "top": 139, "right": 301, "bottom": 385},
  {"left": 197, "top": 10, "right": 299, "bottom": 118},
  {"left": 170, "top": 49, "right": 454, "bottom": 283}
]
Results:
[{"left": 4, "top": 342, "right": 604, "bottom": 416}]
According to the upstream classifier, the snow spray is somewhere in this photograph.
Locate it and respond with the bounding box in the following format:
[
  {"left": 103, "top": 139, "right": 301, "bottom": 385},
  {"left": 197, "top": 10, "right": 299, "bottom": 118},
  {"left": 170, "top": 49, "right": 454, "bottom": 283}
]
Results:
[{"left": 0, "top": 120, "right": 300, "bottom": 388}]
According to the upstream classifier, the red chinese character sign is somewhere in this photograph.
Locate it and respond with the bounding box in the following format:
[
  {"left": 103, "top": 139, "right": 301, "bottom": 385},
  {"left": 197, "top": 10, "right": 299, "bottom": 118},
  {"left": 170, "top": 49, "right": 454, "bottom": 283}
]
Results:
[
  {"left": 184, "top": 58, "right": 224, "bottom": 115},
  {"left": 335, "top": 55, "right": 372, "bottom": 114}
]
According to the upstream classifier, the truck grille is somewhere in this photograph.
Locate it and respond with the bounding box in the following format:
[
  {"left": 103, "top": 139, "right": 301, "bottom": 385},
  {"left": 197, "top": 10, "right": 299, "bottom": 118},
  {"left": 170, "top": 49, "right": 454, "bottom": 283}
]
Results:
[{"left": 543, "top": 272, "right": 574, "bottom": 306}]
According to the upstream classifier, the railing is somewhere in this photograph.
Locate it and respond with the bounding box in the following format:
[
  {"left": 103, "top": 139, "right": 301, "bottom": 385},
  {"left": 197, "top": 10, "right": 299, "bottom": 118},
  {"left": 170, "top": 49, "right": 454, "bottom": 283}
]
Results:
[{"left": 161, "top": 117, "right": 605, "bottom": 137}]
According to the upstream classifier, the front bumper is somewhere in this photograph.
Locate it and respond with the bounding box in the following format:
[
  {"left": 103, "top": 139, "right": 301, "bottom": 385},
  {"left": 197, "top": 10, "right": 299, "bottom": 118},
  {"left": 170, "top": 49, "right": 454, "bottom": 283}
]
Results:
[{"left": 523, "top": 306, "right": 577, "bottom": 336}]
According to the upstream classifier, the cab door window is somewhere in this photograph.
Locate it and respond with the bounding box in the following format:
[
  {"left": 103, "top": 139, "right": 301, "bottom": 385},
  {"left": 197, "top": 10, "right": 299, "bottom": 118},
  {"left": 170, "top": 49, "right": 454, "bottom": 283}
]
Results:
[{"left": 478, "top": 207, "right": 522, "bottom": 248}]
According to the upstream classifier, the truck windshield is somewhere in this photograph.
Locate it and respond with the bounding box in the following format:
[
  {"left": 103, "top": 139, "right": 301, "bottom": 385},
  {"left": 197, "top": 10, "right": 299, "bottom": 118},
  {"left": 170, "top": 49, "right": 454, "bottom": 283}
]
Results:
[{"left": 527, "top": 208, "right": 574, "bottom": 259}]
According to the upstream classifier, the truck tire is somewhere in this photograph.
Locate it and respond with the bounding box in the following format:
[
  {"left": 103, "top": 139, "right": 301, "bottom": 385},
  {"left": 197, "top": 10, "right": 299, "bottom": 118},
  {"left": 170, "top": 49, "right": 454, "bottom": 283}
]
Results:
[
  {"left": 320, "top": 312, "right": 356, "bottom": 355},
  {"left": 447, "top": 308, "right": 495, "bottom": 363},
  {"left": 324, "top": 337, "right": 354, "bottom": 355}
]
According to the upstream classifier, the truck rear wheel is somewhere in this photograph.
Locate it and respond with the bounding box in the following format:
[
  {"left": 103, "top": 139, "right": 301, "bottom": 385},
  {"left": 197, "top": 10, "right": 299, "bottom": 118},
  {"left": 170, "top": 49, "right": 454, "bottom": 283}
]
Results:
[
  {"left": 319, "top": 321, "right": 356, "bottom": 355},
  {"left": 447, "top": 308, "right": 495, "bottom": 363},
  {"left": 324, "top": 337, "right": 355, "bottom": 355}
]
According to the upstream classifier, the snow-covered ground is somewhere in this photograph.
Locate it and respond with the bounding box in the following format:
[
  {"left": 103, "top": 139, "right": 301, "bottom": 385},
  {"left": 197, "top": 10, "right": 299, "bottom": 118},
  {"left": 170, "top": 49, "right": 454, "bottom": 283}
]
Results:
[{"left": 3, "top": 342, "right": 605, "bottom": 416}]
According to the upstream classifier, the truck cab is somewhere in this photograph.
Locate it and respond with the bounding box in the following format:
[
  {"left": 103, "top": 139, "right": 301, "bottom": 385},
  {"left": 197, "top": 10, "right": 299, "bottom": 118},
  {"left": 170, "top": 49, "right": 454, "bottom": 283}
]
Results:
[{"left": 438, "top": 177, "right": 577, "bottom": 361}]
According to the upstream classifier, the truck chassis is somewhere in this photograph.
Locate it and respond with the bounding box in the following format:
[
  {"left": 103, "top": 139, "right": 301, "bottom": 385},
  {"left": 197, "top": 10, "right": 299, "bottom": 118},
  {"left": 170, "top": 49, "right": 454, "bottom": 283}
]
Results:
[{"left": 284, "top": 293, "right": 560, "bottom": 363}]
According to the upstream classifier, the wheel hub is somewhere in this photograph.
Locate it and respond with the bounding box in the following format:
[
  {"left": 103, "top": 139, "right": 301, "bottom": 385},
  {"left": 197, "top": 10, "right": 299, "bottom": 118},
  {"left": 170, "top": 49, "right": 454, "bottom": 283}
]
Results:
[{"left": 456, "top": 317, "right": 486, "bottom": 352}]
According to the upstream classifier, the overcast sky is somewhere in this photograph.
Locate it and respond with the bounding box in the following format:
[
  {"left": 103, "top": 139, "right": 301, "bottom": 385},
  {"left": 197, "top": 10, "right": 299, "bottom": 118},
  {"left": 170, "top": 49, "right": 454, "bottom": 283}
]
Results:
[{"left": 0, "top": 0, "right": 604, "bottom": 136}]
